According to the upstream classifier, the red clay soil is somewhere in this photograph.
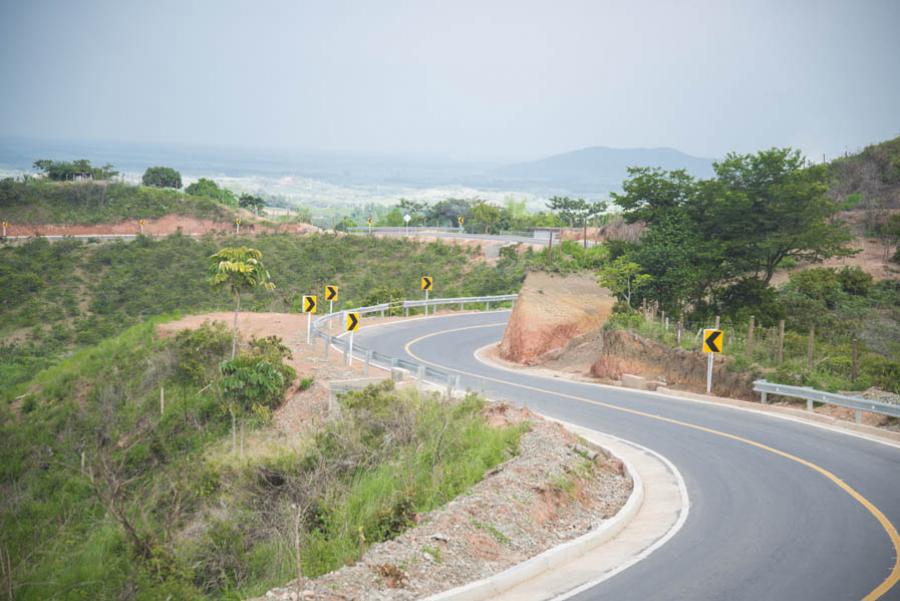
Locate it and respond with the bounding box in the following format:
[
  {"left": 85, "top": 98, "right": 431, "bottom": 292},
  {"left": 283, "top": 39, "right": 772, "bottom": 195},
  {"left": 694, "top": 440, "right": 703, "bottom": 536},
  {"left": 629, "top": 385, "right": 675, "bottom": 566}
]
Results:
[
  {"left": 4, "top": 214, "right": 318, "bottom": 237},
  {"left": 499, "top": 271, "right": 615, "bottom": 365}
]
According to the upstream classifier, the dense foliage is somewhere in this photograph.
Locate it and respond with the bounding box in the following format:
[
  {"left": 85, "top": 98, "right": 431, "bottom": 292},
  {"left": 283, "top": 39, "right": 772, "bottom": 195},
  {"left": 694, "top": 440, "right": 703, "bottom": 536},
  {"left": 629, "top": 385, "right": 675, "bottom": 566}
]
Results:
[
  {"left": 611, "top": 148, "right": 854, "bottom": 318},
  {"left": 186, "top": 177, "right": 238, "bottom": 206},
  {"left": 142, "top": 166, "right": 182, "bottom": 189},
  {"left": 0, "top": 232, "right": 528, "bottom": 388},
  {"left": 0, "top": 319, "right": 522, "bottom": 599},
  {"left": 0, "top": 178, "right": 231, "bottom": 224},
  {"left": 33, "top": 158, "right": 119, "bottom": 181}
]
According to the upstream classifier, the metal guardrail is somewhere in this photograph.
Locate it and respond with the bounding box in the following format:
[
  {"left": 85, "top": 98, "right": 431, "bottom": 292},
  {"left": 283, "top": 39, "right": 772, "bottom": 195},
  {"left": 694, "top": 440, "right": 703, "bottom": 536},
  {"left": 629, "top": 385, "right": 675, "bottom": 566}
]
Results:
[
  {"left": 348, "top": 226, "right": 463, "bottom": 233},
  {"left": 753, "top": 380, "right": 900, "bottom": 423},
  {"left": 310, "top": 294, "right": 517, "bottom": 390}
]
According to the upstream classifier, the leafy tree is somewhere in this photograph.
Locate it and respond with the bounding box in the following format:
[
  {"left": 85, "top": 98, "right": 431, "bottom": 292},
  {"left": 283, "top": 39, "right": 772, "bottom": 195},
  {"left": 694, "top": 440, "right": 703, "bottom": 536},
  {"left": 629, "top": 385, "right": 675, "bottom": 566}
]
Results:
[
  {"left": 427, "top": 198, "right": 472, "bottom": 227},
  {"left": 398, "top": 199, "right": 428, "bottom": 225},
  {"left": 238, "top": 193, "right": 266, "bottom": 215},
  {"left": 141, "top": 166, "right": 182, "bottom": 189},
  {"left": 470, "top": 200, "right": 503, "bottom": 234},
  {"left": 186, "top": 178, "right": 237, "bottom": 206},
  {"left": 33, "top": 159, "right": 119, "bottom": 181},
  {"left": 597, "top": 256, "right": 651, "bottom": 307},
  {"left": 710, "top": 148, "right": 854, "bottom": 283},
  {"left": 208, "top": 247, "right": 275, "bottom": 359}
]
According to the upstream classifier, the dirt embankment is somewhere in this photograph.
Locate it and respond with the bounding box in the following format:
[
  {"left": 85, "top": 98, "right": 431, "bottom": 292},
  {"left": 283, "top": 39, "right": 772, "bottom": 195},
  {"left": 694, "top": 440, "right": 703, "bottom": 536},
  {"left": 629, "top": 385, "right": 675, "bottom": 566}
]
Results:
[
  {"left": 499, "top": 271, "right": 615, "bottom": 365},
  {"left": 4, "top": 214, "right": 318, "bottom": 238},
  {"left": 589, "top": 329, "right": 756, "bottom": 400}
]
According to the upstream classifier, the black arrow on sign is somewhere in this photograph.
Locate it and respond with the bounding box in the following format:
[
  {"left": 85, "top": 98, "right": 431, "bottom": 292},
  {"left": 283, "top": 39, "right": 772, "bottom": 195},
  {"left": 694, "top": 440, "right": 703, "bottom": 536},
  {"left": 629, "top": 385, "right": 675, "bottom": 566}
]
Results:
[
  {"left": 305, "top": 297, "right": 316, "bottom": 312},
  {"left": 705, "top": 330, "right": 722, "bottom": 353},
  {"left": 326, "top": 286, "right": 337, "bottom": 300},
  {"left": 347, "top": 313, "right": 359, "bottom": 331}
]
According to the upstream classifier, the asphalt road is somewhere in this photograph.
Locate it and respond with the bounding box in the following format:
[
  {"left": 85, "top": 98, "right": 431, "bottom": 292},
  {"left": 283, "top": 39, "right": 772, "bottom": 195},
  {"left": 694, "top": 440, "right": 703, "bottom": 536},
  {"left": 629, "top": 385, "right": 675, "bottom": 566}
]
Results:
[{"left": 355, "top": 311, "right": 900, "bottom": 601}]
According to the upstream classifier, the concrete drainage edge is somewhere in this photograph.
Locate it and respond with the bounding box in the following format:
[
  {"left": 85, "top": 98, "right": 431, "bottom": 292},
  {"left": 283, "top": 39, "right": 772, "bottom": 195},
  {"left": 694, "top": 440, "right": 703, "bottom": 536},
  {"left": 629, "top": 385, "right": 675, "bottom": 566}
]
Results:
[{"left": 423, "top": 422, "right": 646, "bottom": 601}]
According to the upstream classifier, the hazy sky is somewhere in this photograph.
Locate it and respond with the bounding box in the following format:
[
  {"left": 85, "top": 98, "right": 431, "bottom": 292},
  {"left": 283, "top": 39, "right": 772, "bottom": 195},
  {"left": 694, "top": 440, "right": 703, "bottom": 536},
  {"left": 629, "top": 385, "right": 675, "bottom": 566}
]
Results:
[{"left": 2, "top": 0, "right": 898, "bottom": 162}]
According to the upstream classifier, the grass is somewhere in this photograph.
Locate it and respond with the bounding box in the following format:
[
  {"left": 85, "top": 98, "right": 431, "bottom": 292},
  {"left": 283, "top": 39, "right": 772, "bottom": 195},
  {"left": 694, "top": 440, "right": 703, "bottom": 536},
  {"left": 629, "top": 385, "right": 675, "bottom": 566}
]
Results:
[
  {"left": 1, "top": 317, "right": 527, "bottom": 599},
  {"left": 0, "top": 231, "right": 528, "bottom": 391},
  {"left": 604, "top": 301, "right": 900, "bottom": 395},
  {"left": 0, "top": 179, "right": 233, "bottom": 224}
]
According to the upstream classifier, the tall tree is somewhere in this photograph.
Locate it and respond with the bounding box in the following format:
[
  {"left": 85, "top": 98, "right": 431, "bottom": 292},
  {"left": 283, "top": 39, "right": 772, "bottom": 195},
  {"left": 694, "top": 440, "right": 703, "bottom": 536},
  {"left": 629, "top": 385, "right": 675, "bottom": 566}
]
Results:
[
  {"left": 208, "top": 247, "right": 275, "bottom": 359},
  {"left": 710, "top": 148, "right": 854, "bottom": 283},
  {"left": 142, "top": 166, "right": 182, "bottom": 189}
]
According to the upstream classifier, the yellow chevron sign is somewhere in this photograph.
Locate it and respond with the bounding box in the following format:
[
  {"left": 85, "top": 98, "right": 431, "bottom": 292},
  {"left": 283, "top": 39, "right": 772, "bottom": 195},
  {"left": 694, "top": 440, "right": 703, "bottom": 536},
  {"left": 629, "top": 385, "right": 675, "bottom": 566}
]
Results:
[
  {"left": 302, "top": 295, "right": 317, "bottom": 313},
  {"left": 421, "top": 276, "right": 433, "bottom": 291},
  {"left": 703, "top": 329, "right": 723, "bottom": 353},
  {"left": 346, "top": 312, "right": 360, "bottom": 332},
  {"left": 325, "top": 285, "right": 339, "bottom": 301}
]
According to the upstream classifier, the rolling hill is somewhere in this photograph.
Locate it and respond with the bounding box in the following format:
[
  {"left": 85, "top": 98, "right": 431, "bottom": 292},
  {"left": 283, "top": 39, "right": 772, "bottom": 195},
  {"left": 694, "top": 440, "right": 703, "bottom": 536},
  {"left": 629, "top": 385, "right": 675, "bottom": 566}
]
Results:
[{"left": 479, "top": 146, "right": 715, "bottom": 195}]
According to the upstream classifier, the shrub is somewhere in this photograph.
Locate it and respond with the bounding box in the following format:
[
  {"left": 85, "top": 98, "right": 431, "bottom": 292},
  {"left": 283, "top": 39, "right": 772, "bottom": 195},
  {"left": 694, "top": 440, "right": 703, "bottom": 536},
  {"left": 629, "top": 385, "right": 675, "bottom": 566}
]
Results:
[{"left": 142, "top": 166, "right": 183, "bottom": 189}]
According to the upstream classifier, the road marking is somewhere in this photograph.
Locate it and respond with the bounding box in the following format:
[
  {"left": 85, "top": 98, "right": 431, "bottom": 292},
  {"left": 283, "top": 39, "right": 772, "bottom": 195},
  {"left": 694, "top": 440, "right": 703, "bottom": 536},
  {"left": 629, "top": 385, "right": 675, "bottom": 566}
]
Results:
[{"left": 404, "top": 322, "right": 900, "bottom": 600}]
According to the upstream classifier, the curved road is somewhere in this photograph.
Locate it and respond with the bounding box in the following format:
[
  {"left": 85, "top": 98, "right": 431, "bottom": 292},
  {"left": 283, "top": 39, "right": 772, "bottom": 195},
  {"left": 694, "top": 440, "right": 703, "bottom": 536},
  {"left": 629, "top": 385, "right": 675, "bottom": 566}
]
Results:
[{"left": 355, "top": 311, "right": 900, "bottom": 601}]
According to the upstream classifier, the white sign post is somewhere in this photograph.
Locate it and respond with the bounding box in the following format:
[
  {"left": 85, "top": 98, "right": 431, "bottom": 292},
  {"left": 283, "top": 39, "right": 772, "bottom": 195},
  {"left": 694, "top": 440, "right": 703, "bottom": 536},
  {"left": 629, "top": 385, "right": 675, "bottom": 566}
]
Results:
[{"left": 404, "top": 213, "right": 411, "bottom": 236}]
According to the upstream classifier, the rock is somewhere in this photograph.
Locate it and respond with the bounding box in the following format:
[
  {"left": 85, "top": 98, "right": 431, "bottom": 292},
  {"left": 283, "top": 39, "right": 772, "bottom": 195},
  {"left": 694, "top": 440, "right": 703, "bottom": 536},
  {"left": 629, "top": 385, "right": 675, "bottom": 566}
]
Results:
[
  {"left": 621, "top": 373, "right": 647, "bottom": 390},
  {"left": 499, "top": 271, "right": 614, "bottom": 365},
  {"left": 430, "top": 532, "right": 450, "bottom": 543}
]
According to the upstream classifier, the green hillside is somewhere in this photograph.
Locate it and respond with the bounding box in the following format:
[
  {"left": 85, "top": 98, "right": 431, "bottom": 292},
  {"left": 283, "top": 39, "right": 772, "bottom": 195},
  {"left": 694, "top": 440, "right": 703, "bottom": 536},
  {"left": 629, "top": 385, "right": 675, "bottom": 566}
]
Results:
[
  {"left": 829, "top": 135, "right": 900, "bottom": 208},
  {"left": 0, "top": 320, "right": 524, "bottom": 599},
  {"left": 0, "top": 232, "right": 527, "bottom": 389},
  {"left": 0, "top": 178, "right": 234, "bottom": 224}
]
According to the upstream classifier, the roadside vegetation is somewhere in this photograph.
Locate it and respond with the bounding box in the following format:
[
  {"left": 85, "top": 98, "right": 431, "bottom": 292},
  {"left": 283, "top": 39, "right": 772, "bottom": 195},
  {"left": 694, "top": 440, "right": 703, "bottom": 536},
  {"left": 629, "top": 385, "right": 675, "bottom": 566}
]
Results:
[
  {"left": 0, "top": 232, "right": 528, "bottom": 388},
  {"left": 0, "top": 311, "right": 524, "bottom": 598},
  {"left": 0, "top": 177, "right": 233, "bottom": 224}
]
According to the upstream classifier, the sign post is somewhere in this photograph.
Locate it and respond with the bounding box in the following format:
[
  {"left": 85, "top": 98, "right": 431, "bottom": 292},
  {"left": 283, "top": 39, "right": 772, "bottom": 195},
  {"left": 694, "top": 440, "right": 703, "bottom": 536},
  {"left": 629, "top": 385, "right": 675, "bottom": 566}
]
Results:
[
  {"left": 367, "top": 216, "right": 373, "bottom": 235},
  {"left": 421, "top": 276, "right": 433, "bottom": 316},
  {"left": 325, "top": 285, "right": 339, "bottom": 314},
  {"left": 235, "top": 217, "right": 241, "bottom": 235},
  {"left": 404, "top": 213, "right": 411, "bottom": 236},
  {"left": 302, "top": 295, "right": 317, "bottom": 344},
  {"left": 457, "top": 215, "right": 464, "bottom": 229},
  {"left": 345, "top": 311, "right": 360, "bottom": 365},
  {"left": 703, "top": 328, "right": 723, "bottom": 394}
]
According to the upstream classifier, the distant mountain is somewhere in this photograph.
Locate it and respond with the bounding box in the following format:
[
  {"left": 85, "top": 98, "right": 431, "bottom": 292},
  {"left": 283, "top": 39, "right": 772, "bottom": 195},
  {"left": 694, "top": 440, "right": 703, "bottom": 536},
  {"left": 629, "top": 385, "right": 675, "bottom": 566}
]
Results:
[{"left": 478, "top": 146, "right": 716, "bottom": 196}]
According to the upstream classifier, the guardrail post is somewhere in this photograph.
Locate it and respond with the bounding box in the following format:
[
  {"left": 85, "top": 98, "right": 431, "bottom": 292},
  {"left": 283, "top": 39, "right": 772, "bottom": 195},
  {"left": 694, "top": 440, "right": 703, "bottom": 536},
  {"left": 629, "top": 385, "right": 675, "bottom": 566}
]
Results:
[
  {"left": 459, "top": 301, "right": 464, "bottom": 311},
  {"left": 365, "top": 350, "right": 372, "bottom": 376},
  {"left": 322, "top": 335, "right": 330, "bottom": 358},
  {"left": 760, "top": 390, "right": 767, "bottom": 404},
  {"left": 806, "top": 398, "right": 813, "bottom": 412},
  {"left": 405, "top": 306, "right": 409, "bottom": 317},
  {"left": 855, "top": 409, "right": 862, "bottom": 424},
  {"left": 417, "top": 365, "right": 426, "bottom": 392},
  {"left": 485, "top": 301, "right": 490, "bottom": 311},
  {"left": 380, "top": 308, "right": 385, "bottom": 318},
  {"left": 343, "top": 341, "right": 350, "bottom": 365}
]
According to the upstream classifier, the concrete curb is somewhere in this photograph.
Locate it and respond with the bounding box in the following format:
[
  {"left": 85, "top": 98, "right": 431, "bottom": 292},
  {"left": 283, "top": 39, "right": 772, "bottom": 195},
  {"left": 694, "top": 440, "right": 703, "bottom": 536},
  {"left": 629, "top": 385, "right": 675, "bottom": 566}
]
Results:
[{"left": 423, "top": 428, "right": 645, "bottom": 601}]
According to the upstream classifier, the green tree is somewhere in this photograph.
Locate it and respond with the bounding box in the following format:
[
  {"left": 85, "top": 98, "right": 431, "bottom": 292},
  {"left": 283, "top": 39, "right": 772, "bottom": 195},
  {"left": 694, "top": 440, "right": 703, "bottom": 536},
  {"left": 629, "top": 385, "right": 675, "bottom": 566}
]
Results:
[
  {"left": 238, "top": 193, "right": 266, "bottom": 215},
  {"left": 186, "top": 178, "right": 237, "bottom": 206},
  {"left": 597, "top": 256, "right": 651, "bottom": 307},
  {"left": 33, "top": 159, "right": 118, "bottom": 181},
  {"left": 710, "top": 148, "right": 854, "bottom": 283},
  {"left": 142, "top": 166, "right": 182, "bottom": 189},
  {"left": 208, "top": 247, "right": 275, "bottom": 359},
  {"left": 470, "top": 200, "right": 503, "bottom": 233}
]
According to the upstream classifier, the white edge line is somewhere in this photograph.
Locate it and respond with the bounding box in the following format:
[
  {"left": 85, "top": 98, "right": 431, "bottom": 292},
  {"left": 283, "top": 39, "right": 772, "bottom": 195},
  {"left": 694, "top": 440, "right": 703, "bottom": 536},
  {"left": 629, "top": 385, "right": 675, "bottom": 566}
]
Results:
[
  {"left": 548, "top": 423, "right": 690, "bottom": 600},
  {"left": 470, "top": 341, "right": 900, "bottom": 452}
]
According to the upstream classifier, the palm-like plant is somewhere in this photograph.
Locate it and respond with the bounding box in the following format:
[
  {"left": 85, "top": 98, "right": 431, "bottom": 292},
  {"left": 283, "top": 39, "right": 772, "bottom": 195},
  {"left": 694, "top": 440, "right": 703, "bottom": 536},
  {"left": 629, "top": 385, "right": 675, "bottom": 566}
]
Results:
[{"left": 208, "top": 247, "right": 275, "bottom": 359}]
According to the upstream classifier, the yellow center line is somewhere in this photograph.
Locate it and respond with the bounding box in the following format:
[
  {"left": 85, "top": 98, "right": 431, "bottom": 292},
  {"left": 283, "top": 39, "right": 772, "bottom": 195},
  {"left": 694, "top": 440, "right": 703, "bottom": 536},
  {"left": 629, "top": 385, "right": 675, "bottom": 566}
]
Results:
[{"left": 403, "top": 322, "right": 900, "bottom": 600}]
